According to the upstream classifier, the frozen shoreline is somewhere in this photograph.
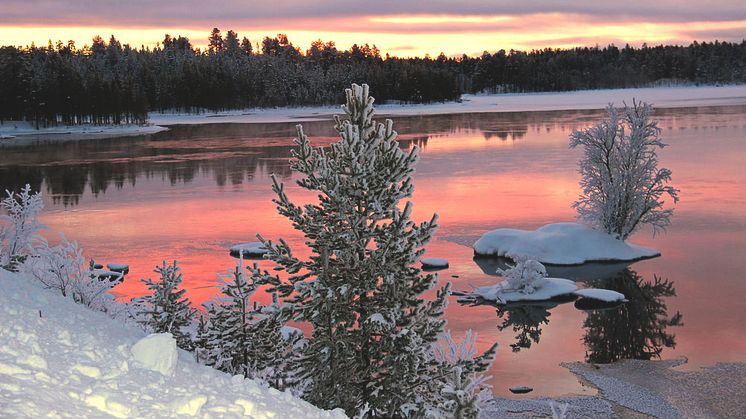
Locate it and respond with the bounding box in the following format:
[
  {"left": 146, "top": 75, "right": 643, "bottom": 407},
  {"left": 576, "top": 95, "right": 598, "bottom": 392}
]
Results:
[
  {"left": 151, "top": 85, "right": 746, "bottom": 126},
  {"left": 483, "top": 358, "right": 746, "bottom": 418},
  {"left": 0, "top": 122, "right": 168, "bottom": 147},
  {"left": 2, "top": 85, "right": 745, "bottom": 145}
]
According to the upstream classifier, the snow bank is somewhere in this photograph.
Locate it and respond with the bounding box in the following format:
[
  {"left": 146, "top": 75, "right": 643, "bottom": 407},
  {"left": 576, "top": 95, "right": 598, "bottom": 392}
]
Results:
[
  {"left": 0, "top": 121, "right": 167, "bottom": 146},
  {"left": 473, "top": 223, "right": 659, "bottom": 265},
  {"left": 229, "top": 242, "right": 269, "bottom": 258},
  {"left": 130, "top": 333, "right": 179, "bottom": 376},
  {"left": 149, "top": 85, "right": 746, "bottom": 126},
  {"left": 107, "top": 263, "right": 129, "bottom": 274},
  {"left": 573, "top": 288, "right": 626, "bottom": 302},
  {"left": 0, "top": 269, "right": 346, "bottom": 418},
  {"left": 421, "top": 257, "right": 449, "bottom": 269},
  {"left": 468, "top": 278, "right": 578, "bottom": 303}
]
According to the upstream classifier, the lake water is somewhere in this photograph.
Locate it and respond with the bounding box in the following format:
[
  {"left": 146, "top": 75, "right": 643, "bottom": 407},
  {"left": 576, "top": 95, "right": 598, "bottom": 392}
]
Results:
[{"left": 2, "top": 105, "right": 746, "bottom": 397}]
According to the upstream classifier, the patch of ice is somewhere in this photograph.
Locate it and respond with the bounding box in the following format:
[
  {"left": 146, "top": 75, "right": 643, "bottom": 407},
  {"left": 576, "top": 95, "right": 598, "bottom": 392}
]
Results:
[
  {"left": 421, "top": 257, "right": 449, "bottom": 269},
  {"left": 473, "top": 222, "right": 659, "bottom": 265},
  {"left": 130, "top": 333, "right": 178, "bottom": 377},
  {"left": 574, "top": 288, "right": 626, "bottom": 302},
  {"left": 470, "top": 277, "right": 578, "bottom": 303}
]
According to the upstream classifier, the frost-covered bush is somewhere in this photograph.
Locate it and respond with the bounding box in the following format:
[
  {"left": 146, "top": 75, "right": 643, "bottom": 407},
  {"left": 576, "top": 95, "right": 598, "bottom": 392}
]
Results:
[
  {"left": 136, "top": 260, "right": 196, "bottom": 350},
  {"left": 497, "top": 256, "right": 548, "bottom": 294},
  {"left": 570, "top": 101, "right": 679, "bottom": 240},
  {"left": 431, "top": 330, "right": 495, "bottom": 419},
  {"left": 0, "top": 184, "right": 44, "bottom": 271},
  {"left": 25, "top": 235, "right": 115, "bottom": 311},
  {"left": 250, "top": 83, "right": 496, "bottom": 417}
]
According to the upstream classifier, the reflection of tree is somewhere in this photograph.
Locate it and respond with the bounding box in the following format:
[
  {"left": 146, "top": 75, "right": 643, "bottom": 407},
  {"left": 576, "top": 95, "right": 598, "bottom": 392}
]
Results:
[
  {"left": 582, "top": 268, "right": 683, "bottom": 363},
  {"left": 496, "top": 302, "right": 554, "bottom": 352}
]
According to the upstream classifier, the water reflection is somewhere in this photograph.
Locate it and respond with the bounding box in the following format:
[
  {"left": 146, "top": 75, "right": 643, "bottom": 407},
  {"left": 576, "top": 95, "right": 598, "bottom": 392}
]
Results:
[{"left": 581, "top": 268, "right": 683, "bottom": 363}]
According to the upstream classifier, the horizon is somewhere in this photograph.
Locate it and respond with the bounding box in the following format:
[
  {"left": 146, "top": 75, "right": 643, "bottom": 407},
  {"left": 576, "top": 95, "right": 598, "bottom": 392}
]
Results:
[{"left": 1, "top": 0, "right": 745, "bottom": 57}]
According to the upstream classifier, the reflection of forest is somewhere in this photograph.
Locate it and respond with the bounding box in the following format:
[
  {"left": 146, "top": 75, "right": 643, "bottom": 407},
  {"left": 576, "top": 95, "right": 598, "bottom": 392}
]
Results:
[
  {"left": 582, "top": 268, "right": 683, "bottom": 363},
  {"left": 0, "top": 109, "right": 595, "bottom": 205}
]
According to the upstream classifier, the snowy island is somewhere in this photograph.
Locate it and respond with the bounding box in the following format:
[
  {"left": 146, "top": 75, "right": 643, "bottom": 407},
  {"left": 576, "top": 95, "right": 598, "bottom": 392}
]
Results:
[{"left": 473, "top": 222, "right": 660, "bottom": 265}]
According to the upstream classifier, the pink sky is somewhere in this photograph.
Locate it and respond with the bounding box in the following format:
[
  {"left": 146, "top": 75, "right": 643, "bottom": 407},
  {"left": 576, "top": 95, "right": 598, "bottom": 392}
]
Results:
[{"left": 1, "top": 1, "right": 745, "bottom": 56}]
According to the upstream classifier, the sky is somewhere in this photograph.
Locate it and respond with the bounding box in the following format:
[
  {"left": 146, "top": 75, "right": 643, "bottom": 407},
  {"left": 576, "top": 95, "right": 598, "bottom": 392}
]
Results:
[{"left": 1, "top": 1, "right": 745, "bottom": 57}]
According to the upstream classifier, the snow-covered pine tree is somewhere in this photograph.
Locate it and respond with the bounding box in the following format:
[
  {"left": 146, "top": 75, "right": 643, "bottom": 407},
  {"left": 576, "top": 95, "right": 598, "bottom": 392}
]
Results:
[
  {"left": 570, "top": 101, "right": 679, "bottom": 240},
  {"left": 252, "top": 83, "right": 496, "bottom": 417},
  {"left": 201, "top": 260, "right": 296, "bottom": 389},
  {"left": 137, "top": 260, "right": 195, "bottom": 350},
  {"left": 0, "top": 184, "right": 45, "bottom": 271}
]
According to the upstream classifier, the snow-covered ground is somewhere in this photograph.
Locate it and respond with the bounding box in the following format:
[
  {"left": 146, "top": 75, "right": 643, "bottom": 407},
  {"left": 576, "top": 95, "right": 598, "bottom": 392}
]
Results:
[
  {"left": 473, "top": 222, "right": 660, "bottom": 265},
  {"left": 150, "top": 85, "right": 746, "bottom": 126},
  {"left": 0, "top": 121, "right": 167, "bottom": 146},
  {"left": 0, "top": 268, "right": 346, "bottom": 418},
  {"left": 466, "top": 277, "right": 579, "bottom": 303}
]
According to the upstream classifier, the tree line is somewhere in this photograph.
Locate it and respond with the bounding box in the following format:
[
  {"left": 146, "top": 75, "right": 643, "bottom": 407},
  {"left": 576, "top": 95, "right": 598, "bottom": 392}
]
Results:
[{"left": 1, "top": 28, "right": 745, "bottom": 127}]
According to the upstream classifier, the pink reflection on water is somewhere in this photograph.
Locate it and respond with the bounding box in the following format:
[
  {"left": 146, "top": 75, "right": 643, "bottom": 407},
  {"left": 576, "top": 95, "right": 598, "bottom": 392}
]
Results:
[{"left": 11, "top": 106, "right": 746, "bottom": 397}]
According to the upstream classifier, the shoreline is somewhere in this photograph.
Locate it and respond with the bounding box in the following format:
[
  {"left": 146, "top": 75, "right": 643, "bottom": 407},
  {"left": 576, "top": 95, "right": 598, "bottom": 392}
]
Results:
[
  {"left": 483, "top": 358, "right": 746, "bottom": 418},
  {"left": 2, "top": 85, "right": 746, "bottom": 146}
]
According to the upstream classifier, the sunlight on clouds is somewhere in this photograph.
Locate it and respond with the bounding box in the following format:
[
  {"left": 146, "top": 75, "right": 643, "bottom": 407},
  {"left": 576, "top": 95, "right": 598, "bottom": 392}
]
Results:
[{"left": 1, "top": 15, "right": 745, "bottom": 57}]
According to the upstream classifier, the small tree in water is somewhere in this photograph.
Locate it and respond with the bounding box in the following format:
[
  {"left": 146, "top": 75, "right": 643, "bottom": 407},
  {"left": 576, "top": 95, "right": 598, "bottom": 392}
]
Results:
[
  {"left": 570, "top": 101, "right": 679, "bottom": 240},
  {"left": 253, "top": 84, "right": 496, "bottom": 417}
]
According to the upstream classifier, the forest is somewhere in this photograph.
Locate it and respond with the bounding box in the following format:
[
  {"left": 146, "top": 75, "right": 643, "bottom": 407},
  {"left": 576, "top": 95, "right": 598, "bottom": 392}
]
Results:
[{"left": 1, "top": 28, "right": 745, "bottom": 127}]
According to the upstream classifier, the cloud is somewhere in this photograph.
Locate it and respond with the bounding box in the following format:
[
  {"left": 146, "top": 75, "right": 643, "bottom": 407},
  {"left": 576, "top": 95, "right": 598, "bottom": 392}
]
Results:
[{"left": 1, "top": 0, "right": 745, "bottom": 27}]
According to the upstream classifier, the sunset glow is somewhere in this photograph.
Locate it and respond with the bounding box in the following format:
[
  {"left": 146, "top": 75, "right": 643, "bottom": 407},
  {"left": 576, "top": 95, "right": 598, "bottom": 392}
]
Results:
[{"left": 1, "top": 13, "right": 745, "bottom": 57}]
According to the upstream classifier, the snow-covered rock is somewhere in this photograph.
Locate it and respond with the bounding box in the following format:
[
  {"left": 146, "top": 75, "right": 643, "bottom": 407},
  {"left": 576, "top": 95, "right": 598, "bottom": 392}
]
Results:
[
  {"left": 92, "top": 269, "right": 124, "bottom": 282},
  {"left": 574, "top": 288, "right": 627, "bottom": 302},
  {"left": 229, "top": 242, "right": 268, "bottom": 258},
  {"left": 0, "top": 268, "right": 346, "bottom": 418},
  {"left": 473, "top": 222, "right": 660, "bottom": 265},
  {"left": 107, "top": 263, "right": 129, "bottom": 274},
  {"left": 421, "top": 257, "right": 449, "bottom": 270},
  {"left": 467, "top": 278, "right": 578, "bottom": 303},
  {"left": 130, "top": 333, "right": 178, "bottom": 376}
]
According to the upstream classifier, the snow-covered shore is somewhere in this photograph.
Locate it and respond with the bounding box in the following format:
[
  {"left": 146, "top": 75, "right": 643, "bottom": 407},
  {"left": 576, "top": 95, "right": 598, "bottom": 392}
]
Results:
[
  {"left": 0, "top": 268, "right": 346, "bottom": 418},
  {"left": 0, "top": 121, "right": 168, "bottom": 146},
  {"left": 2, "top": 85, "right": 745, "bottom": 145},
  {"left": 150, "top": 85, "right": 746, "bottom": 126}
]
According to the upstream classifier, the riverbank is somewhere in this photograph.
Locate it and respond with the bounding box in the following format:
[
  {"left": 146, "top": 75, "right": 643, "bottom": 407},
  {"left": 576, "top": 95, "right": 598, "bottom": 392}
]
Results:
[
  {"left": 482, "top": 358, "right": 746, "bottom": 418},
  {"left": 2, "top": 85, "right": 745, "bottom": 146},
  {"left": 150, "top": 85, "right": 746, "bottom": 126}
]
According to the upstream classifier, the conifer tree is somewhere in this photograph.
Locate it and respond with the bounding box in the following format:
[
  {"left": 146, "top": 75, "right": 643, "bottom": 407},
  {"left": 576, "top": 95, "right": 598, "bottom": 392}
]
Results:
[
  {"left": 201, "top": 260, "right": 298, "bottom": 389},
  {"left": 253, "top": 84, "right": 496, "bottom": 417},
  {"left": 137, "top": 260, "right": 195, "bottom": 350}
]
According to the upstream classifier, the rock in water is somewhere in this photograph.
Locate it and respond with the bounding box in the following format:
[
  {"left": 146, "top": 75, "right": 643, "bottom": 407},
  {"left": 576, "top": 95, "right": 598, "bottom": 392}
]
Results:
[
  {"left": 229, "top": 242, "right": 268, "bottom": 259},
  {"left": 130, "top": 333, "right": 178, "bottom": 376},
  {"left": 509, "top": 386, "right": 533, "bottom": 394},
  {"left": 107, "top": 263, "right": 130, "bottom": 275},
  {"left": 421, "top": 257, "right": 449, "bottom": 270}
]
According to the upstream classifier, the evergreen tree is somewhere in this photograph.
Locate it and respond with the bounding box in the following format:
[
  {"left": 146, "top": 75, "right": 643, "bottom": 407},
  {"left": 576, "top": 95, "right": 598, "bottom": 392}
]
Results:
[
  {"left": 201, "top": 260, "right": 297, "bottom": 388},
  {"left": 208, "top": 28, "right": 223, "bottom": 54},
  {"left": 253, "top": 84, "right": 495, "bottom": 417},
  {"left": 137, "top": 260, "right": 196, "bottom": 350}
]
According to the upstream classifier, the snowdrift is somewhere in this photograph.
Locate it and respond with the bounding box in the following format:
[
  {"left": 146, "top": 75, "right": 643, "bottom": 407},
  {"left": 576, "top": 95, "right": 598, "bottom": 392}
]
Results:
[
  {"left": 0, "top": 269, "right": 346, "bottom": 418},
  {"left": 473, "top": 222, "right": 660, "bottom": 265}
]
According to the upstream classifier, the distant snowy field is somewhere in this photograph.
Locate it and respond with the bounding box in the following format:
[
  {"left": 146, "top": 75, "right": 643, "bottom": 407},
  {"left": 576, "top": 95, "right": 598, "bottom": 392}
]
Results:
[
  {"left": 151, "top": 85, "right": 746, "bottom": 125},
  {"left": 0, "top": 269, "right": 345, "bottom": 418}
]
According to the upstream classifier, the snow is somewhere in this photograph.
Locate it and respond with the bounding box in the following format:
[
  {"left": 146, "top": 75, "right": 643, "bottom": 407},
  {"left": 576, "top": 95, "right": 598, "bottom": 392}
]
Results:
[
  {"left": 229, "top": 241, "right": 269, "bottom": 258},
  {"left": 92, "top": 269, "right": 124, "bottom": 281},
  {"left": 421, "top": 257, "right": 449, "bottom": 269},
  {"left": 0, "top": 268, "right": 346, "bottom": 418},
  {"left": 0, "top": 121, "right": 167, "bottom": 146},
  {"left": 106, "top": 263, "right": 129, "bottom": 272},
  {"left": 574, "top": 288, "right": 627, "bottom": 302},
  {"left": 468, "top": 277, "right": 578, "bottom": 303},
  {"left": 130, "top": 333, "right": 179, "bottom": 376},
  {"left": 149, "top": 85, "right": 746, "bottom": 126},
  {"left": 473, "top": 222, "right": 660, "bottom": 265}
]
